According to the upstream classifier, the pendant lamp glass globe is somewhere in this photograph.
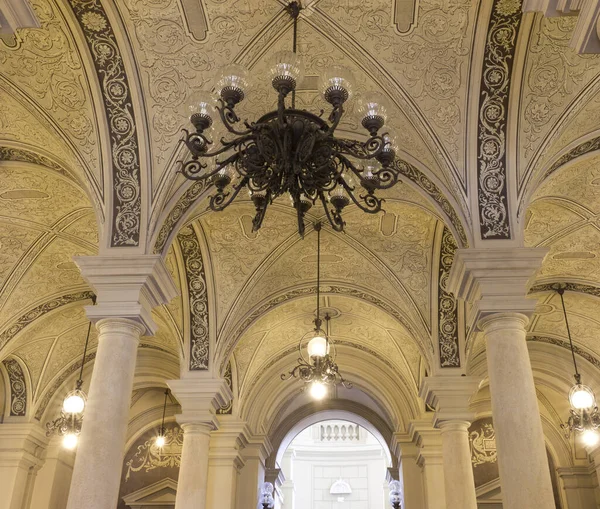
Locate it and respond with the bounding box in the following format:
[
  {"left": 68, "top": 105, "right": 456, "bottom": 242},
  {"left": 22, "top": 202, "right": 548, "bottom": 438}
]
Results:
[
  {"left": 307, "top": 334, "right": 329, "bottom": 358},
  {"left": 63, "top": 389, "right": 86, "bottom": 415},
  {"left": 569, "top": 384, "right": 596, "bottom": 411},
  {"left": 63, "top": 433, "right": 78, "bottom": 450},
  {"left": 582, "top": 428, "right": 600, "bottom": 447},
  {"left": 310, "top": 381, "right": 327, "bottom": 400}
]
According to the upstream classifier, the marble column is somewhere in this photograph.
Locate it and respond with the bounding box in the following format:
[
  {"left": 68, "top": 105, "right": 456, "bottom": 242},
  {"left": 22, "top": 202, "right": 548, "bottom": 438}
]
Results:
[
  {"left": 410, "top": 421, "right": 446, "bottom": 509},
  {"left": 206, "top": 421, "right": 248, "bottom": 509},
  {"left": 0, "top": 424, "right": 46, "bottom": 509},
  {"left": 392, "top": 435, "right": 425, "bottom": 509},
  {"left": 177, "top": 423, "right": 212, "bottom": 509},
  {"left": 29, "top": 436, "right": 75, "bottom": 509},
  {"left": 420, "top": 376, "right": 481, "bottom": 509},
  {"left": 447, "top": 247, "right": 555, "bottom": 509},
  {"left": 557, "top": 466, "right": 597, "bottom": 509},
  {"left": 66, "top": 255, "right": 178, "bottom": 509},
  {"left": 168, "top": 378, "right": 232, "bottom": 509},
  {"left": 479, "top": 313, "right": 555, "bottom": 509}
]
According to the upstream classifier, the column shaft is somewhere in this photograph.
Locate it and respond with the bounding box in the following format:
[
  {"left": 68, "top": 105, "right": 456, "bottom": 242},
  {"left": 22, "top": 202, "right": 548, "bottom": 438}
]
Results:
[
  {"left": 439, "top": 421, "right": 477, "bottom": 509},
  {"left": 175, "top": 423, "right": 212, "bottom": 509},
  {"left": 481, "top": 313, "right": 555, "bottom": 509},
  {"left": 420, "top": 453, "right": 445, "bottom": 509},
  {"left": 66, "top": 318, "right": 143, "bottom": 509}
]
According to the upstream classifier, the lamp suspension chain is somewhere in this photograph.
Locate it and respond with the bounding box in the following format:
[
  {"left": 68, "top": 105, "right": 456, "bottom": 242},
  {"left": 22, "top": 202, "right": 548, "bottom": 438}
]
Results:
[
  {"left": 315, "top": 222, "right": 321, "bottom": 328},
  {"left": 557, "top": 287, "right": 580, "bottom": 382},
  {"left": 160, "top": 388, "right": 168, "bottom": 433},
  {"left": 76, "top": 294, "right": 96, "bottom": 390}
]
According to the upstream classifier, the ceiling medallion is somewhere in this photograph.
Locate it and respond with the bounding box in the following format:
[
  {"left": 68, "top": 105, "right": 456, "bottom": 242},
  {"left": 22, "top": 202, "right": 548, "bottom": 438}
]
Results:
[
  {"left": 555, "top": 285, "right": 600, "bottom": 446},
  {"left": 179, "top": 1, "right": 400, "bottom": 236},
  {"left": 281, "top": 222, "right": 352, "bottom": 399}
]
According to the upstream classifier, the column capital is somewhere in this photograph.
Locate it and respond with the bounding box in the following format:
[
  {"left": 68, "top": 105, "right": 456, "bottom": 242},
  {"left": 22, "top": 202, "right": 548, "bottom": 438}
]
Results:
[
  {"left": 420, "top": 375, "right": 482, "bottom": 425},
  {"left": 74, "top": 254, "right": 179, "bottom": 335},
  {"left": 447, "top": 247, "right": 547, "bottom": 324},
  {"left": 477, "top": 312, "right": 530, "bottom": 335},
  {"left": 168, "top": 377, "right": 233, "bottom": 429},
  {"left": 241, "top": 434, "right": 274, "bottom": 464},
  {"left": 0, "top": 423, "right": 47, "bottom": 469}
]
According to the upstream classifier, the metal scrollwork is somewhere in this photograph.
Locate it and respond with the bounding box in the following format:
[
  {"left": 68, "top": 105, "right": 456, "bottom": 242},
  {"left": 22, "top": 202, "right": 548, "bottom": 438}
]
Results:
[{"left": 477, "top": 0, "right": 522, "bottom": 239}]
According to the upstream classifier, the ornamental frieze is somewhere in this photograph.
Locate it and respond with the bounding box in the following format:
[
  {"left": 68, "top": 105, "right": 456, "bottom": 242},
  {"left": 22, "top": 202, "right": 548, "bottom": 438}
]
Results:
[
  {"left": 177, "top": 225, "right": 209, "bottom": 370},
  {"left": 438, "top": 227, "right": 460, "bottom": 367},
  {"left": 2, "top": 358, "right": 27, "bottom": 416},
  {"left": 67, "top": 0, "right": 141, "bottom": 247},
  {"left": 477, "top": 0, "right": 523, "bottom": 239}
]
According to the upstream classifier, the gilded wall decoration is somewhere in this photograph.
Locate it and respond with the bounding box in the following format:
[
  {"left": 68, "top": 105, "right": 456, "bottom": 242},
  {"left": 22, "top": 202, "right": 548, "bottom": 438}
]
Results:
[
  {"left": 2, "top": 357, "right": 27, "bottom": 416},
  {"left": 477, "top": 0, "right": 522, "bottom": 239},
  {"left": 469, "top": 421, "right": 497, "bottom": 467},
  {"left": 67, "top": 0, "right": 141, "bottom": 246},
  {"left": 438, "top": 227, "right": 460, "bottom": 367},
  {"left": 177, "top": 226, "right": 209, "bottom": 370},
  {"left": 124, "top": 425, "right": 183, "bottom": 480},
  {"left": 0, "top": 291, "right": 94, "bottom": 351},
  {"left": 217, "top": 360, "right": 233, "bottom": 415}
]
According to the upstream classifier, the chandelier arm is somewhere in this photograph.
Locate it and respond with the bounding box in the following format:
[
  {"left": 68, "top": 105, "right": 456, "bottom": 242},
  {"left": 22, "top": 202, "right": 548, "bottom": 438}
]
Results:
[
  {"left": 326, "top": 105, "right": 344, "bottom": 134},
  {"left": 339, "top": 178, "right": 383, "bottom": 214},
  {"left": 198, "top": 135, "right": 254, "bottom": 158},
  {"left": 335, "top": 137, "right": 385, "bottom": 160},
  {"left": 209, "top": 176, "right": 249, "bottom": 211},
  {"left": 369, "top": 167, "right": 400, "bottom": 190},
  {"left": 179, "top": 152, "right": 241, "bottom": 181},
  {"left": 182, "top": 128, "right": 213, "bottom": 157},
  {"left": 216, "top": 101, "right": 253, "bottom": 136},
  {"left": 318, "top": 191, "right": 344, "bottom": 232},
  {"left": 252, "top": 189, "right": 271, "bottom": 232}
]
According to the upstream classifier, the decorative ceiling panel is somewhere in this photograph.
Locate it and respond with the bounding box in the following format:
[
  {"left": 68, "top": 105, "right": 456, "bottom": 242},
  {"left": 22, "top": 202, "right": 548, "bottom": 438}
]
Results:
[{"left": 0, "top": 0, "right": 101, "bottom": 186}]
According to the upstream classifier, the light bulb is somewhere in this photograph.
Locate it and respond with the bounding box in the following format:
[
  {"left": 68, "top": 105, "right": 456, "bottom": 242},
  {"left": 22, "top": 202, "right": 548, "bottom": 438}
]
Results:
[
  {"left": 569, "top": 384, "right": 596, "bottom": 410},
  {"left": 307, "top": 334, "right": 329, "bottom": 358},
  {"left": 582, "top": 429, "right": 600, "bottom": 447},
  {"left": 155, "top": 435, "right": 166, "bottom": 448},
  {"left": 310, "top": 381, "right": 327, "bottom": 400},
  {"left": 63, "top": 433, "right": 78, "bottom": 450},
  {"left": 63, "top": 390, "right": 86, "bottom": 415}
]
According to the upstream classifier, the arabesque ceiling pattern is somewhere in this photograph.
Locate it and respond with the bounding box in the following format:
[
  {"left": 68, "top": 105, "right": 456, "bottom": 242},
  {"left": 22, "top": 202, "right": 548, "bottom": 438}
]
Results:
[{"left": 2, "top": 0, "right": 600, "bottom": 433}]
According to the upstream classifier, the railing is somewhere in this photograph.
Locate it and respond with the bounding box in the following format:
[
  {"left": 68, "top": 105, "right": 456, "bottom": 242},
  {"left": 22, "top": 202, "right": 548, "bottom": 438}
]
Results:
[{"left": 319, "top": 422, "right": 360, "bottom": 441}]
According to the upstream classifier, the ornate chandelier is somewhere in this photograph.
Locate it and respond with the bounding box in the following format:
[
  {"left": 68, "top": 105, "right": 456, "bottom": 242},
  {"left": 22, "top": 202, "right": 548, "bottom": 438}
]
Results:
[
  {"left": 555, "top": 285, "right": 600, "bottom": 446},
  {"left": 180, "top": 1, "right": 400, "bottom": 236},
  {"left": 281, "top": 222, "right": 351, "bottom": 399},
  {"left": 46, "top": 295, "right": 96, "bottom": 449}
]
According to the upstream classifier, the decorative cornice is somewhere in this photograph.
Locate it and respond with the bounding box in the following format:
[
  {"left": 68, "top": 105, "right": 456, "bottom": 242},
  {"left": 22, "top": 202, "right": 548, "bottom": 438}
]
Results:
[
  {"left": 2, "top": 357, "right": 27, "bottom": 417},
  {"left": 476, "top": 0, "right": 523, "bottom": 239},
  {"left": 438, "top": 226, "right": 460, "bottom": 367},
  {"left": 177, "top": 225, "right": 209, "bottom": 371},
  {"left": 0, "top": 291, "right": 94, "bottom": 352},
  {"left": 67, "top": 0, "right": 141, "bottom": 247},
  {"left": 527, "top": 335, "right": 600, "bottom": 370},
  {"left": 529, "top": 281, "right": 600, "bottom": 297},
  {"left": 0, "top": 146, "right": 75, "bottom": 182}
]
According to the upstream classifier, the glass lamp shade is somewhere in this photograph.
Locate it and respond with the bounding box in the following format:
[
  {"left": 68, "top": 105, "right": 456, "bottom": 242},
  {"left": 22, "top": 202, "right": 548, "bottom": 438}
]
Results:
[
  {"left": 307, "top": 333, "right": 329, "bottom": 358},
  {"left": 569, "top": 383, "right": 596, "bottom": 411},
  {"left": 581, "top": 428, "right": 600, "bottom": 447},
  {"left": 216, "top": 64, "right": 251, "bottom": 105},
  {"left": 319, "top": 65, "right": 354, "bottom": 106},
  {"left": 309, "top": 381, "right": 327, "bottom": 400},
  {"left": 259, "top": 482, "right": 275, "bottom": 508},
  {"left": 389, "top": 480, "right": 402, "bottom": 505},
  {"left": 357, "top": 92, "right": 388, "bottom": 133},
  {"left": 63, "top": 389, "right": 86, "bottom": 415},
  {"left": 382, "top": 128, "right": 399, "bottom": 153},
  {"left": 269, "top": 50, "right": 305, "bottom": 92},
  {"left": 188, "top": 92, "right": 217, "bottom": 131},
  {"left": 62, "top": 432, "right": 78, "bottom": 450}
]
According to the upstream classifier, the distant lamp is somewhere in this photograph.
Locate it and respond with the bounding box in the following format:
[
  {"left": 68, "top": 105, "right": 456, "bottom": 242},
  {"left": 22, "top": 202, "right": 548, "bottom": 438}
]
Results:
[
  {"left": 62, "top": 432, "right": 78, "bottom": 450},
  {"left": 555, "top": 285, "right": 600, "bottom": 444},
  {"left": 389, "top": 480, "right": 402, "bottom": 509},
  {"left": 155, "top": 388, "right": 170, "bottom": 448},
  {"left": 310, "top": 381, "right": 327, "bottom": 401}
]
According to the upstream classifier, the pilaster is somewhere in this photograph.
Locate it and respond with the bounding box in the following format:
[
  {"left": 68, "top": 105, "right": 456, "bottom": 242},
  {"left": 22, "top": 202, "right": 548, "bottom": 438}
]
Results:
[
  {"left": 419, "top": 375, "right": 481, "bottom": 425},
  {"left": 557, "top": 466, "right": 599, "bottom": 509},
  {"left": 168, "top": 378, "right": 233, "bottom": 429},
  {"left": 236, "top": 435, "right": 273, "bottom": 509}
]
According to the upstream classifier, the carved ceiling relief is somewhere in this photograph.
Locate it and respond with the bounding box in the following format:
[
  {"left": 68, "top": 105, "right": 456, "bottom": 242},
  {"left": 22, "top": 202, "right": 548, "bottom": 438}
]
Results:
[
  {"left": 519, "top": 14, "right": 600, "bottom": 186},
  {"left": 0, "top": 0, "right": 100, "bottom": 182},
  {"left": 317, "top": 0, "right": 477, "bottom": 177},
  {"left": 2, "top": 357, "right": 27, "bottom": 416},
  {"left": 477, "top": 0, "right": 522, "bottom": 240}
]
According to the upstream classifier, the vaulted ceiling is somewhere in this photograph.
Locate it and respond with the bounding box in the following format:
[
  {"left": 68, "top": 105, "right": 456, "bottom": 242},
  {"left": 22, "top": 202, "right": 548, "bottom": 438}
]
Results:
[{"left": 2, "top": 0, "right": 600, "bottom": 431}]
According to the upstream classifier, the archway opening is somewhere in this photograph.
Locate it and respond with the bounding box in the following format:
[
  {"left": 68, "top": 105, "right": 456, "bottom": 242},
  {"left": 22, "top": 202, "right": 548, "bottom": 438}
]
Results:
[{"left": 277, "top": 418, "right": 392, "bottom": 509}]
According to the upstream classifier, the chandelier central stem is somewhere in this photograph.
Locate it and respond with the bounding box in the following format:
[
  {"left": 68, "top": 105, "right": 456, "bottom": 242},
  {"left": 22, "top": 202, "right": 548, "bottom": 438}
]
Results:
[
  {"left": 557, "top": 286, "right": 580, "bottom": 382},
  {"left": 315, "top": 221, "right": 321, "bottom": 329}
]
